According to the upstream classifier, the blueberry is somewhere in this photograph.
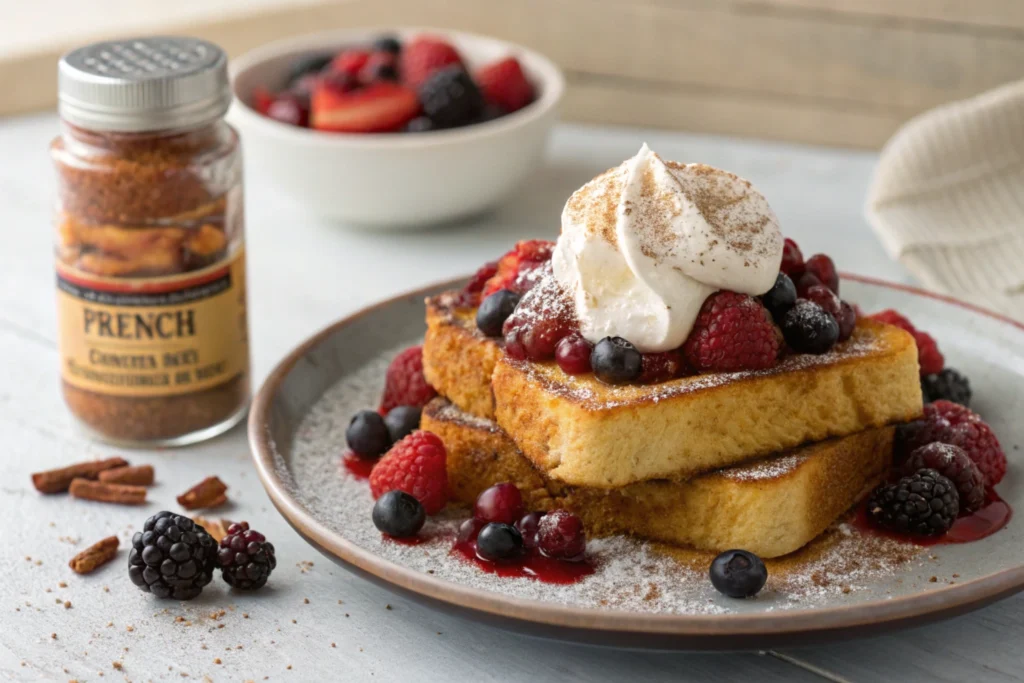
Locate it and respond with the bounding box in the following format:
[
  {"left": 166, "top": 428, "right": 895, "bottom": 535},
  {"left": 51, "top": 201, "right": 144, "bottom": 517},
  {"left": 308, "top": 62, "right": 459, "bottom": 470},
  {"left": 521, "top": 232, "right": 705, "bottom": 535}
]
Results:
[
  {"left": 286, "top": 53, "right": 333, "bottom": 86},
  {"left": 709, "top": 549, "right": 768, "bottom": 598},
  {"left": 475, "top": 523, "right": 523, "bottom": 561},
  {"left": 346, "top": 410, "right": 391, "bottom": 457},
  {"left": 761, "top": 272, "right": 797, "bottom": 320},
  {"left": 384, "top": 405, "right": 421, "bottom": 443},
  {"left": 404, "top": 116, "right": 434, "bottom": 133},
  {"left": 780, "top": 300, "right": 839, "bottom": 354},
  {"left": 372, "top": 491, "right": 425, "bottom": 538},
  {"left": 373, "top": 36, "right": 402, "bottom": 54},
  {"left": 590, "top": 336, "right": 642, "bottom": 384},
  {"left": 476, "top": 289, "right": 521, "bottom": 337}
]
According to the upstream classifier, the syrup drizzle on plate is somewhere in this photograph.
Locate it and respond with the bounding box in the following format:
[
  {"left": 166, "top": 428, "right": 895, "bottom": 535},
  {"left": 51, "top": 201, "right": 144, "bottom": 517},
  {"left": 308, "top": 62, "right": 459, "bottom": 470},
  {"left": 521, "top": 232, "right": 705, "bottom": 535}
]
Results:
[
  {"left": 451, "top": 537, "right": 596, "bottom": 585},
  {"left": 342, "top": 450, "right": 376, "bottom": 480},
  {"left": 853, "top": 488, "right": 1012, "bottom": 546}
]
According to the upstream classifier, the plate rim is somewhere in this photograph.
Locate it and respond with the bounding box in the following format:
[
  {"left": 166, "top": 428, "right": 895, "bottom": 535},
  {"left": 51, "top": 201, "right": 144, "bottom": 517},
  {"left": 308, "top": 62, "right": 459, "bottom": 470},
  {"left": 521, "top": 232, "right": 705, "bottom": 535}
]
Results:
[{"left": 248, "top": 273, "right": 1024, "bottom": 639}]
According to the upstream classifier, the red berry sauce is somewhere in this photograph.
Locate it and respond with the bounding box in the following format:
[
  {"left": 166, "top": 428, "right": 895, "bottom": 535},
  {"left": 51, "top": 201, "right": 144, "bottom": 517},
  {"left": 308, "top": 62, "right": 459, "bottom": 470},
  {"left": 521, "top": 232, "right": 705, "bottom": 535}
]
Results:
[
  {"left": 342, "top": 450, "right": 376, "bottom": 480},
  {"left": 853, "top": 488, "right": 1012, "bottom": 546},
  {"left": 451, "top": 535, "right": 595, "bottom": 585}
]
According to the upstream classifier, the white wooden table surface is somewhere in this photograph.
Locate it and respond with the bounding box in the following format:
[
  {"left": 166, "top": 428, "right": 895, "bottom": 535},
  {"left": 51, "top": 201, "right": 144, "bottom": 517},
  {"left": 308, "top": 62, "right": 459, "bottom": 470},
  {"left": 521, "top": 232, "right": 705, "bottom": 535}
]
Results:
[{"left": 2, "top": 113, "right": 1023, "bottom": 683}]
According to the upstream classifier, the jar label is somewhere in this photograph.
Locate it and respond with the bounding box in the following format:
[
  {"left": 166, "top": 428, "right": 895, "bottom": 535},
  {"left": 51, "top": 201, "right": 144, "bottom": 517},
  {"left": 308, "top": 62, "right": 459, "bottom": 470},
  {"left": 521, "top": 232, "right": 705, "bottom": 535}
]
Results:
[{"left": 56, "top": 249, "right": 249, "bottom": 397}]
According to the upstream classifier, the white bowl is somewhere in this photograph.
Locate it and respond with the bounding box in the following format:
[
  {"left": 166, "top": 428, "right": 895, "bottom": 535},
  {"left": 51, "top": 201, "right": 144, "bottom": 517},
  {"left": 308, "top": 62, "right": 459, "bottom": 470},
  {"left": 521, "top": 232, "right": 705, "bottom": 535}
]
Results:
[{"left": 228, "top": 27, "right": 565, "bottom": 227}]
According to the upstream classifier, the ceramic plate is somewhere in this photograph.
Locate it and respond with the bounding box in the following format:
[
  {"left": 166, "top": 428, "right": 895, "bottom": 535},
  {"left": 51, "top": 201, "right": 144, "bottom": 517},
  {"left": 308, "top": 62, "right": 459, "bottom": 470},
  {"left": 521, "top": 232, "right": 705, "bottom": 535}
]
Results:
[{"left": 248, "top": 274, "right": 1023, "bottom": 650}]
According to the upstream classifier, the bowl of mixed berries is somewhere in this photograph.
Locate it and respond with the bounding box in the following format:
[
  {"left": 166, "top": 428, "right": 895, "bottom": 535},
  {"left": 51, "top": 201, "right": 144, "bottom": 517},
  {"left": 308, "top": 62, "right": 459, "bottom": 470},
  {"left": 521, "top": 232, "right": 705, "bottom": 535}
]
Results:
[{"left": 230, "top": 28, "right": 564, "bottom": 226}]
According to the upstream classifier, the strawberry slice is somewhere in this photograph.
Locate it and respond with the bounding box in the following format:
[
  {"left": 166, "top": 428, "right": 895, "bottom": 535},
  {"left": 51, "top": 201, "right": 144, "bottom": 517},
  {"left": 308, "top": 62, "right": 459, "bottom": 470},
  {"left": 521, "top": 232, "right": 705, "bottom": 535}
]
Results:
[
  {"left": 476, "top": 57, "right": 534, "bottom": 113},
  {"left": 329, "top": 49, "right": 371, "bottom": 79},
  {"left": 400, "top": 36, "right": 463, "bottom": 89},
  {"left": 311, "top": 81, "right": 420, "bottom": 133}
]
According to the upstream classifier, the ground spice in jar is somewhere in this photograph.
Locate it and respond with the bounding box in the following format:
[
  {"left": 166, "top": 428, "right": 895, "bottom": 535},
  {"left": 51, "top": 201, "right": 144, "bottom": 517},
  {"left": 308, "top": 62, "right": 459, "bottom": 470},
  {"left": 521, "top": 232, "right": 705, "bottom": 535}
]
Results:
[{"left": 51, "top": 37, "right": 250, "bottom": 446}]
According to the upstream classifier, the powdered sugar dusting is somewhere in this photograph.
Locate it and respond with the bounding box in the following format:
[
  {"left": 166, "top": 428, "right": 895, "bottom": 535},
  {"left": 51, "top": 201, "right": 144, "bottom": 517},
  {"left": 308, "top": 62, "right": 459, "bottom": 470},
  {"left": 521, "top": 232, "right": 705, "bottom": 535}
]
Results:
[
  {"left": 719, "top": 452, "right": 807, "bottom": 482},
  {"left": 276, "top": 342, "right": 933, "bottom": 617},
  {"left": 507, "top": 328, "right": 883, "bottom": 410}
]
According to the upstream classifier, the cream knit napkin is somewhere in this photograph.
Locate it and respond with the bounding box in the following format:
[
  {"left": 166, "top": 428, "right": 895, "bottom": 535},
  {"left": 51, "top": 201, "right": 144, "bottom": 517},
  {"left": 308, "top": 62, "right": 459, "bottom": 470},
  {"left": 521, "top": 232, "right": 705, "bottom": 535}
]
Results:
[{"left": 865, "top": 79, "right": 1024, "bottom": 322}]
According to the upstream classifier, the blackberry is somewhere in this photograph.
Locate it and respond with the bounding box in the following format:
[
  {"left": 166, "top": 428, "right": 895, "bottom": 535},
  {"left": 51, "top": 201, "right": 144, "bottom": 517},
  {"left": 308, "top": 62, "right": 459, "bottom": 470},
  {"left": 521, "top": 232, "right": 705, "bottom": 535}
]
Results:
[
  {"left": 709, "top": 550, "right": 768, "bottom": 598},
  {"left": 218, "top": 522, "right": 277, "bottom": 591},
  {"left": 867, "top": 468, "right": 960, "bottom": 537},
  {"left": 903, "top": 442, "right": 985, "bottom": 514},
  {"left": 780, "top": 300, "right": 839, "bottom": 354},
  {"left": 404, "top": 116, "right": 434, "bottom": 133},
  {"left": 373, "top": 36, "right": 402, "bottom": 54},
  {"left": 128, "top": 512, "right": 217, "bottom": 600},
  {"left": 418, "top": 66, "right": 484, "bottom": 129},
  {"left": 921, "top": 368, "right": 972, "bottom": 407}
]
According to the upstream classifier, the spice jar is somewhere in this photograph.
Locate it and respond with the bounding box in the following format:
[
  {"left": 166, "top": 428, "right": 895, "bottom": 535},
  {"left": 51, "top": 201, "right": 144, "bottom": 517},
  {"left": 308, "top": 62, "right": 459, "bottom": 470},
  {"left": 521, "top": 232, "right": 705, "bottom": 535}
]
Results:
[{"left": 51, "top": 37, "right": 250, "bottom": 446}]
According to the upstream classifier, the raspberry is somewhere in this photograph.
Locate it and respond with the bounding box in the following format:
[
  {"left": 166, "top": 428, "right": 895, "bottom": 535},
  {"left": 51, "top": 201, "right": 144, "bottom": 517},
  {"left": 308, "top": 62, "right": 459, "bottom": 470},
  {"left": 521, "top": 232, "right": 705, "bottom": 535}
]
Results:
[
  {"left": 400, "top": 36, "right": 463, "bottom": 90},
  {"left": 482, "top": 240, "right": 554, "bottom": 298},
  {"left": 867, "top": 469, "right": 959, "bottom": 537},
  {"left": 683, "top": 292, "right": 780, "bottom": 372},
  {"left": 867, "top": 309, "right": 944, "bottom": 376},
  {"left": 780, "top": 238, "right": 805, "bottom": 276},
  {"left": 501, "top": 272, "right": 577, "bottom": 361},
  {"left": 905, "top": 401, "right": 1007, "bottom": 486},
  {"left": 369, "top": 431, "right": 448, "bottom": 514},
  {"left": 914, "top": 330, "right": 945, "bottom": 376},
  {"left": 379, "top": 346, "right": 437, "bottom": 414},
  {"left": 639, "top": 350, "right": 686, "bottom": 384},
  {"left": 475, "top": 57, "right": 534, "bottom": 113},
  {"left": 804, "top": 254, "right": 839, "bottom": 293},
  {"left": 455, "top": 260, "right": 499, "bottom": 307},
  {"left": 903, "top": 443, "right": 986, "bottom": 514}
]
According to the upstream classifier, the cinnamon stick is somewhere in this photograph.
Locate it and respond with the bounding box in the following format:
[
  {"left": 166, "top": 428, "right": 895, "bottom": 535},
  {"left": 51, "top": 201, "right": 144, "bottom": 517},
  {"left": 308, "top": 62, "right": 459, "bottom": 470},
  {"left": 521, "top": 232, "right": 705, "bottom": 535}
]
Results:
[
  {"left": 31, "top": 458, "right": 129, "bottom": 494},
  {"left": 177, "top": 476, "right": 228, "bottom": 510},
  {"left": 98, "top": 465, "right": 154, "bottom": 486},
  {"left": 69, "top": 478, "right": 147, "bottom": 505},
  {"left": 192, "top": 516, "right": 234, "bottom": 543},
  {"left": 69, "top": 536, "right": 120, "bottom": 574}
]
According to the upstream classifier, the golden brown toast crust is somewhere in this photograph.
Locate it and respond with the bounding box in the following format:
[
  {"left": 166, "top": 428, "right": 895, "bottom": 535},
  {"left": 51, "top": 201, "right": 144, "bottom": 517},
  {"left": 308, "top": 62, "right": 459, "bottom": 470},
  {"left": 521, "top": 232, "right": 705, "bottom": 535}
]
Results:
[
  {"left": 493, "top": 319, "right": 922, "bottom": 487},
  {"left": 423, "top": 398, "right": 893, "bottom": 558},
  {"left": 423, "top": 289, "right": 922, "bottom": 487},
  {"left": 423, "top": 292, "right": 502, "bottom": 419}
]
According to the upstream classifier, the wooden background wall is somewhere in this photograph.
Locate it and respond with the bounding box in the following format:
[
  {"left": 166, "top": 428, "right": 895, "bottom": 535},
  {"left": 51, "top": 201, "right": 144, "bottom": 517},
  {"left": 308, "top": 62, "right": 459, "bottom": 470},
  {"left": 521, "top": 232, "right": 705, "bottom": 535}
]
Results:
[{"left": 5, "top": 0, "right": 1024, "bottom": 147}]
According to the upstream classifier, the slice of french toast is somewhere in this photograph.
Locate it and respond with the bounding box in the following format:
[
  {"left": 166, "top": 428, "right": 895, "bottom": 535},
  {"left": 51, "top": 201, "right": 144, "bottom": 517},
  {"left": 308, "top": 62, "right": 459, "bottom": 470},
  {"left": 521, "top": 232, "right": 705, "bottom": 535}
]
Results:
[
  {"left": 423, "top": 289, "right": 922, "bottom": 487},
  {"left": 423, "top": 291, "right": 502, "bottom": 419},
  {"left": 492, "top": 319, "right": 921, "bottom": 487},
  {"left": 423, "top": 398, "right": 893, "bottom": 559}
]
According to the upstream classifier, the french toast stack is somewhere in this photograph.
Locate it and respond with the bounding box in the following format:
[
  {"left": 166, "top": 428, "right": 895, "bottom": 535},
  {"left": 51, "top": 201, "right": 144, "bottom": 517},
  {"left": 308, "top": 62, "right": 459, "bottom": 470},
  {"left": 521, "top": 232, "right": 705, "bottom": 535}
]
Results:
[{"left": 422, "top": 288, "right": 923, "bottom": 558}]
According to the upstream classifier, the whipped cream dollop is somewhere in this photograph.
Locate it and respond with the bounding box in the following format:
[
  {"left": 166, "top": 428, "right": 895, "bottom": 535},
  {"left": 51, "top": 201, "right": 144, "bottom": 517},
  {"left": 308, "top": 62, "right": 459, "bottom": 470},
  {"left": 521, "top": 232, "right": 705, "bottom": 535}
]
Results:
[{"left": 552, "top": 144, "right": 783, "bottom": 352}]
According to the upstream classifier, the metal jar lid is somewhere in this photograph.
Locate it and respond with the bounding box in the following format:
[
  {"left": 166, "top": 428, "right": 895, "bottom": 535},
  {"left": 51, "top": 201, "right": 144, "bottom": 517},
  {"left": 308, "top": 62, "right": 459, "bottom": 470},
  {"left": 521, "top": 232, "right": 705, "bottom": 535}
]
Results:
[{"left": 58, "top": 36, "right": 231, "bottom": 132}]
